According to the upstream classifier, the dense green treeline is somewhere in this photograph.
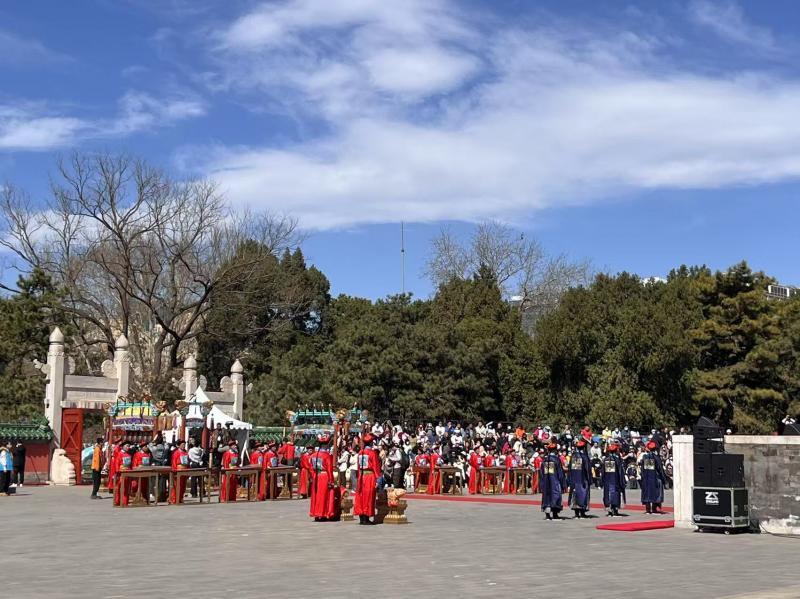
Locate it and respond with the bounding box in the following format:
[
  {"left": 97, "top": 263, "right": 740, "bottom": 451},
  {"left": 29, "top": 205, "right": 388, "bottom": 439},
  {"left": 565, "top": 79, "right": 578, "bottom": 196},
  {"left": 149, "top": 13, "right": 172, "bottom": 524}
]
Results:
[
  {"left": 201, "top": 257, "right": 799, "bottom": 433},
  {"left": 2, "top": 253, "right": 798, "bottom": 434}
]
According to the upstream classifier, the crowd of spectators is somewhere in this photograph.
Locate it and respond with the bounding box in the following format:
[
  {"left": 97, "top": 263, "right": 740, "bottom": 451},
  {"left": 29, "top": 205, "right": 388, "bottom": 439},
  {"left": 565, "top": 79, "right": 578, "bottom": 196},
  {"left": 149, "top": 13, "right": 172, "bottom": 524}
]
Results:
[{"left": 334, "top": 420, "right": 675, "bottom": 492}]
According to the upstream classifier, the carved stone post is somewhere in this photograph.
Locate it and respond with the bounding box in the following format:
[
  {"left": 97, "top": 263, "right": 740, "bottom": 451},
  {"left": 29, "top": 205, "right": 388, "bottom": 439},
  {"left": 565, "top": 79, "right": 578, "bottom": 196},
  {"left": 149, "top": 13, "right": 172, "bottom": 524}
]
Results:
[
  {"left": 231, "top": 359, "right": 244, "bottom": 420},
  {"left": 114, "top": 334, "right": 130, "bottom": 399},
  {"left": 45, "top": 327, "right": 66, "bottom": 446},
  {"left": 183, "top": 355, "right": 198, "bottom": 401}
]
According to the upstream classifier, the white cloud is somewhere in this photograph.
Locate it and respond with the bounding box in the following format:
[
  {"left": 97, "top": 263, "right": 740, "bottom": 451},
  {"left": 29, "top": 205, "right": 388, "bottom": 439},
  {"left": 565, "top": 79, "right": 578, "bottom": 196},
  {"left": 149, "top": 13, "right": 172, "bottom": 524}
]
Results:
[
  {"left": 0, "top": 92, "right": 205, "bottom": 151},
  {"left": 108, "top": 91, "right": 206, "bottom": 136},
  {"left": 193, "top": 2, "right": 800, "bottom": 230},
  {"left": 364, "top": 46, "right": 480, "bottom": 96},
  {"left": 214, "top": 0, "right": 480, "bottom": 112},
  {"left": 218, "top": 0, "right": 468, "bottom": 52},
  {"left": 688, "top": 0, "right": 778, "bottom": 54},
  {"left": 0, "top": 115, "right": 84, "bottom": 150}
]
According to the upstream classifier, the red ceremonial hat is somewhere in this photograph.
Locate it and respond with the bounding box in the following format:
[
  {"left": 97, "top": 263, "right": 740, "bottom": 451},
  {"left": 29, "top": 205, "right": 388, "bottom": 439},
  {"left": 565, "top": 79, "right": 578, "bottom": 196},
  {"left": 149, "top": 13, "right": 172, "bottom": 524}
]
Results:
[
  {"left": 607, "top": 443, "right": 619, "bottom": 452},
  {"left": 363, "top": 433, "right": 375, "bottom": 444},
  {"left": 646, "top": 440, "right": 657, "bottom": 450},
  {"left": 547, "top": 441, "right": 557, "bottom": 450},
  {"left": 227, "top": 440, "right": 236, "bottom": 446},
  {"left": 576, "top": 439, "right": 586, "bottom": 448},
  {"left": 317, "top": 434, "right": 331, "bottom": 444}
]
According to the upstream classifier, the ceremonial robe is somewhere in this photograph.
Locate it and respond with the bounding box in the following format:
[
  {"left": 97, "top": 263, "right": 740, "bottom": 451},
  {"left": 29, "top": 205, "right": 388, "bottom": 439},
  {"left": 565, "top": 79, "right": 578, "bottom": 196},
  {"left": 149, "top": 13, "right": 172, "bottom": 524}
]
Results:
[
  {"left": 309, "top": 449, "right": 336, "bottom": 519},
  {"left": 482, "top": 455, "right": 496, "bottom": 492},
  {"left": 502, "top": 454, "right": 516, "bottom": 494},
  {"left": 113, "top": 451, "right": 133, "bottom": 506},
  {"left": 277, "top": 442, "right": 295, "bottom": 465},
  {"left": 426, "top": 454, "right": 443, "bottom": 495},
  {"left": 468, "top": 453, "right": 481, "bottom": 494},
  {"left": 353, "top": 448, "right": 380, "bottom": 517},
  {"left": 220, "top": 449, "right": 240, "bottom": 502},
  {"left": 567, "top": 449, "right": 591, "bottom": 510},
  {"left": 640, "top": 451, "right": 667, "bottom": 505},
  {"left": 539, "top": 453, "right": 566, "bottom": 511},
  {"left": 602, "top": 454, "right": 626, "bottom": 509},
  {"left": 298, "top": 452, "right": 311, "bottom": 498},
  {"left": 169, "top": 448, "right": 189, "bottom": 504},
  {"left": 132, "top": 451, "right": 152, "bottom": 499},
  {"left": 107, "top": 444, "right": 119, "bottom": 492}
]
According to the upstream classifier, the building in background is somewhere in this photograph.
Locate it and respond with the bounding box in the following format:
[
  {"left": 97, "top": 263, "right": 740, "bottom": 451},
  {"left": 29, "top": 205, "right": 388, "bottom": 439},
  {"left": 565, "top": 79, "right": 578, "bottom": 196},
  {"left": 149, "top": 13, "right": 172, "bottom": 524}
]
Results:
[{"left": 766, "top": 284, "right": 798, "bottom": 301}]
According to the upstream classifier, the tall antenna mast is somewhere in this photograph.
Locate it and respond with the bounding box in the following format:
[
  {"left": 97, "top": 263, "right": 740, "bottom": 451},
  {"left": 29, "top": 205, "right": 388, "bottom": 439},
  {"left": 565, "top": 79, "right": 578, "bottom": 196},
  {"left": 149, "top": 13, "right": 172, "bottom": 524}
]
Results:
[{"left": 401, "top": 221, "right": 406, "bottom": 295}]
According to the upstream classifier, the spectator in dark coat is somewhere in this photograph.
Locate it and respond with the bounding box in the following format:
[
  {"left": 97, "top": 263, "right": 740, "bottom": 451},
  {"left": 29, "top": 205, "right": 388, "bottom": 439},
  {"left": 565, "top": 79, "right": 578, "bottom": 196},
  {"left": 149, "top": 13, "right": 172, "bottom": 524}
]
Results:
[{"left": 13, "top": 442, "right": 26, "bottom": 487}]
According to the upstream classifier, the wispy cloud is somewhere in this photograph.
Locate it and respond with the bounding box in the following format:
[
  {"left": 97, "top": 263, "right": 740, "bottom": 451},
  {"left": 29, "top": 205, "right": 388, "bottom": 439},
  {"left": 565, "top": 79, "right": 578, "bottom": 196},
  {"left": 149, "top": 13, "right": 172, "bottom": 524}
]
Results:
[
  {"left": 0, "top": 29, "right": 72, "bottom": 66},
  {"left": 214, "top": 0, "right": 481, "bottom": 112},
  {"left": 688, "top": 0, "right": 778, "bottom": 55},
  {"left": 107, "top": 91, "right": 206, "bottom": 136},
  {"left": 0, "top": 109, "right": 84, "bottom": 150},
  {"left": 186, "top": 1, "right": 800, "bottom": 230},
  {"left": 0, "top": 92, "right": 206, "bottom": 151}
]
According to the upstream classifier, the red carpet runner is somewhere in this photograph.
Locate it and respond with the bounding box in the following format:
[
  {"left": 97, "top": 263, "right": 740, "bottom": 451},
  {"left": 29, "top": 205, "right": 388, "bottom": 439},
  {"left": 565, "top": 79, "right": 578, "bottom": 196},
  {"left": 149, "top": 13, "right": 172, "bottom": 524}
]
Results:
[{"left": 596, "top": 520, "right": 675, "bottom": 532}]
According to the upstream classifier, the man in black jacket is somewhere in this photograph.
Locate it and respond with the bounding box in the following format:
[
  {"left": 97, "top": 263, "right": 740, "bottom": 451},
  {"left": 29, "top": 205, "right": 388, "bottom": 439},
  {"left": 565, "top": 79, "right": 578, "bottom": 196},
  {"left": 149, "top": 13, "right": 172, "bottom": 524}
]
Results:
[{"left": 13, "top": 442, "right": 26, "bottom": 487}]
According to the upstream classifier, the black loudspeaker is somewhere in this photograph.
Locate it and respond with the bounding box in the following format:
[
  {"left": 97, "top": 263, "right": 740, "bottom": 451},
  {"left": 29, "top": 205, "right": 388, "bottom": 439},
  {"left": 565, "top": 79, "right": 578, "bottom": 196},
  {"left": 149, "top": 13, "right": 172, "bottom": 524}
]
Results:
[
  {"left": 693, "top": 438, "right": 724, "bottom": 454},
  {"left": 711, "top": 453, "right": 744, "bottom": 487},
  {"left": 694, "top": 417, "right": 723, "bottom": 440},
  {"left": 694, "top": 453, "right": 712, "bottom": 486},
  {"left": 784, "top": 423, "right": 800, "bottom": 436}
]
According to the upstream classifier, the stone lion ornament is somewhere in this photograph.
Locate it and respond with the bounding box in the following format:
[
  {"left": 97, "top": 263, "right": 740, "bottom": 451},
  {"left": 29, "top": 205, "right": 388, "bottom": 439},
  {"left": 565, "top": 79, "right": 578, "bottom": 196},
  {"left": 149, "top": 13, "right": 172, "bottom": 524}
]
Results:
[
  {"left": 50, "top": 449, "right": 76, "bottom": 486},
  {"left": 387, "top": 487, "right": 407, "bottom": 507}
]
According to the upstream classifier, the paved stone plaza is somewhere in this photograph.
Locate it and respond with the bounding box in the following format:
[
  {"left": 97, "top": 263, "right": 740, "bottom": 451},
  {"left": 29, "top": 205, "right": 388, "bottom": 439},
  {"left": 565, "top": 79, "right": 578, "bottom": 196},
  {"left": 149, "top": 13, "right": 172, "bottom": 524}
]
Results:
[{"left": 2, "top": 486, "right": 799, "bottom": 599}]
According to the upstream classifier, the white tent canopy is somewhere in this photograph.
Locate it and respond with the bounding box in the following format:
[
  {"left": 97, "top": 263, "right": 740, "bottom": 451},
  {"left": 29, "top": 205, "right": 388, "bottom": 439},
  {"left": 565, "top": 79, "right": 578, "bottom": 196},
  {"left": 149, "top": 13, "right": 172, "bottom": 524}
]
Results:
[{"left": 205, "top": 404, "right": 252, "bottom": 430}]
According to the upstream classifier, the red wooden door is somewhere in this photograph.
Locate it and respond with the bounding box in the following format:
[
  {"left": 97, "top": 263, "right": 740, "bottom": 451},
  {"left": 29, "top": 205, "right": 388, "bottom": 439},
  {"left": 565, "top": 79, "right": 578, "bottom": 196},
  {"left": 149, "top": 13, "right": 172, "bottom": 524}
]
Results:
[{"left": 61, "top": 409, "right": 84, "bottom": 484}]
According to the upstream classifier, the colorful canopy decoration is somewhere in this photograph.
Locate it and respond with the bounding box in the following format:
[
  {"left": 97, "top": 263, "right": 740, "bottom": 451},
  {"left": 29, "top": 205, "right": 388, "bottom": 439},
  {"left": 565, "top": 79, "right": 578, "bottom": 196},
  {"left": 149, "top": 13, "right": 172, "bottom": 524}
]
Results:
[{"left": 109, "top": 400, "right": 157, "bottom": 431}]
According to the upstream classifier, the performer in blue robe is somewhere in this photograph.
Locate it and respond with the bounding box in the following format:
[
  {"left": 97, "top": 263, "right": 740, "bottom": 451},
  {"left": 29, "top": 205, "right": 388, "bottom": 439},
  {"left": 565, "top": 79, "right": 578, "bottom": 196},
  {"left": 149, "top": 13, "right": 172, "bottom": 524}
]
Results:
[
  {"left": 539, "top": 441, "right": 567, "bottom": 520},
  {"left": 601, "top": 443, "right": 626, "bottom": 517},
  {"left": 568, "top": 438, "right": 592, "bottom": 518},
  {"left": 640, "top": 440, "right": 667, "bottom": 514}
]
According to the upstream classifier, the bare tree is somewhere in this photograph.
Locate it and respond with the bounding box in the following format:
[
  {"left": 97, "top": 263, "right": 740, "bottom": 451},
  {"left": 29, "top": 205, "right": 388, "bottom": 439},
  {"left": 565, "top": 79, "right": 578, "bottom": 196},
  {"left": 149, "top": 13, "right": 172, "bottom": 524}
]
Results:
[
  {"left": 1, "top": 152, "right": 303, "bottom": 385},
  {"left": 425, "top": 221, "right": 590, "bottom": 330}
]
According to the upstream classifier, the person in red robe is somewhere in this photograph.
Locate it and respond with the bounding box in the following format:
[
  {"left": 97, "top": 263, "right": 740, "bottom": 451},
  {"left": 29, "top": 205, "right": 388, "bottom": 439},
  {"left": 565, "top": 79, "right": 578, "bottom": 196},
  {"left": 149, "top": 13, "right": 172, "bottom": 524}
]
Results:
[
  {"left": 277, "top": 438, "right": 296, "bottom": 466},
  {"left": 308, "top": 434, "right": 336, "bottom": 521},
  {"left": 354, "top": 434, "right": 381, "bottom": 525},
  {"left": 502, "top": 449, "right": 518, "bottom": 494},
  {"left": 426, "top": 448, "right": 443, "bottom": 495},
  {"left": 113, "top": 442, "right": 133, "bottom": 506},
  {"left": 220, "top": 441, "right": 240, "bottom": 502},
  {"left": 483, "top": 451, "right": 497, "bottom": 493},
  {"left": 261, "top": 442, "right": 278, "bottom": 500},
  {"left": 169, "top": 440, "right": 189, "bottom": 504},
  {"left": 531, "top": 451, "right": 543, "bottom": 493},
  {"left": 107, "top": 442, "right": 119, "bottom": 492},
  {"left": 298, "top": 449, "right": 312, "bottom": 498},
  {"left": 468, "top": 450, "right": 482, "bottom": 494},
  {"left": 248, "top": 442, "right": 265, "bottom": 500},
  {"left": 132, "top": 444, "right": 153, "bottom": 501},
  {"left": 414, "top": 451, "right": 430, "bottom": 491}
]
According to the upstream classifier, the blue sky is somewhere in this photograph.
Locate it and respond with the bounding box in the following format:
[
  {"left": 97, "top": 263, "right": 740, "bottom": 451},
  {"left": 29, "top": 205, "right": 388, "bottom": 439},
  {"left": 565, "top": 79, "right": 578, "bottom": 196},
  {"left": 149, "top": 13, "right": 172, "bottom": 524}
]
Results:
[{"left": 1, "top": 0, "right": 799, "bottom": 299}]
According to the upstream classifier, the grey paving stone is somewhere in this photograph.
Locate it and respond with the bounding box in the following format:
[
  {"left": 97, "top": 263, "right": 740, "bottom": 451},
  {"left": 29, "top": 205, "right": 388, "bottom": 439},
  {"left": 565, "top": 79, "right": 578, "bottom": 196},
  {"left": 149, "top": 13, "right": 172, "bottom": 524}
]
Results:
[{"left": 0, "top": 486, "right": 797, "bottom": 599}]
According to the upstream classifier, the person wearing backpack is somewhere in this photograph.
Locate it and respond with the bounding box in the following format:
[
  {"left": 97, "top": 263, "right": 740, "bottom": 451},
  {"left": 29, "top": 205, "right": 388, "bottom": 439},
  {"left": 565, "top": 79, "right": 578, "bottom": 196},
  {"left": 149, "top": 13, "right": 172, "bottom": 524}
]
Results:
[{"left": 149, "top": 434, "right": 168, "bottom": 501}]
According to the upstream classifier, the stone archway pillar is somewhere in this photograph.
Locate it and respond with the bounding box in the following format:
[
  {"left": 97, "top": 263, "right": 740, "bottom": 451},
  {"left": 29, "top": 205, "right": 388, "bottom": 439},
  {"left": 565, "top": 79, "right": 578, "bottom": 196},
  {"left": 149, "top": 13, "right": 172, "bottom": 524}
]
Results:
[{"left": 44, "top": 327, "right": 66, "bottom": 446}]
